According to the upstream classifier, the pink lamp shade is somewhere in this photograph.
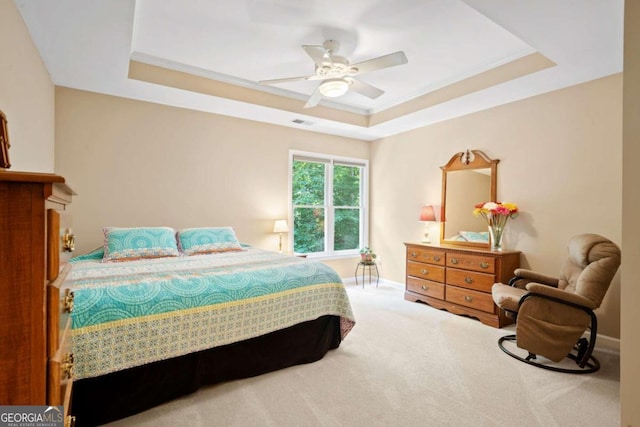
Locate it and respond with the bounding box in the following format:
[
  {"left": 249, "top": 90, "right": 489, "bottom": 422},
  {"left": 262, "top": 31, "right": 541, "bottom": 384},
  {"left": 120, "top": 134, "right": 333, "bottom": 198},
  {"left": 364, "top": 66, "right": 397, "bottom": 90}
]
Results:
[{"left": 419, "top": 205, "right": 436, "bottom": 222}]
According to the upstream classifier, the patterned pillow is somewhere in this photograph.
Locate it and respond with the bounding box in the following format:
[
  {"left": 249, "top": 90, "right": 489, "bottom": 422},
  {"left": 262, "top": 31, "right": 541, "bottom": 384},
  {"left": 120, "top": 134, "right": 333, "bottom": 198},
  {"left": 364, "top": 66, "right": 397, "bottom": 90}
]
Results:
[
  {"left": 103, "top": 227, "right": 180, "bottom": 262},
  {"left": 177, "top": 227, "right": 243, "bottom": 255}
]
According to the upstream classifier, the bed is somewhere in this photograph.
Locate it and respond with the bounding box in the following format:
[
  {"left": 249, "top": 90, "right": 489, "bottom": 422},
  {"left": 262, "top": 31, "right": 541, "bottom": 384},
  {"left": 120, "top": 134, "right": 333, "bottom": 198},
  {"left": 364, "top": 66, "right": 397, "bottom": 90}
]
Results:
[{"left": 66, "top": 227, "right": 355, "bottom": 426}]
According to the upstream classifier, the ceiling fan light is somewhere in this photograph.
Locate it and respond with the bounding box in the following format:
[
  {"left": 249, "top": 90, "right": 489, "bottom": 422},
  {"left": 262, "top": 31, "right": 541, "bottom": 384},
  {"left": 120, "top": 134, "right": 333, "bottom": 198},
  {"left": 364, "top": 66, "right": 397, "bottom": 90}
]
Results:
[{"left": 318, "top": 79, "right": 349, "bottom": 97}]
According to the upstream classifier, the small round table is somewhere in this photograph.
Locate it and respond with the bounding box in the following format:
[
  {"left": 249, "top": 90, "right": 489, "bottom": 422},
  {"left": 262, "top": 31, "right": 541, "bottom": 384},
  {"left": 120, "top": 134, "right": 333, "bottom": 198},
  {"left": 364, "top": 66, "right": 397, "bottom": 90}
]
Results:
[{"left": 355, "top": 261, "right": 379, "bottom": 288}]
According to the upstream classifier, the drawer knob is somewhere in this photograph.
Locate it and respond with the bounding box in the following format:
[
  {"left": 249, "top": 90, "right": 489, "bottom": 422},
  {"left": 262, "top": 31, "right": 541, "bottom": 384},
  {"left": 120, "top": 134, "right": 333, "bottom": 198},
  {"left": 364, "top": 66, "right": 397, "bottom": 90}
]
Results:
[
  {"left": 420, "top": 269, "right": 428, "bottom": 275},
  {"left": 464, "top": 295, "right": 473, "bottom": 303},
  {"left": 464, "top": 277, "right": 473, "bottom": 284},
  {"left": 479, "top": 262, "right": 489, "bottom": 269},
  {"left": 61, "top": 352, "right": 74, "bottom": 380},
  {"left": 63, "top": 289, "right": 75, "bottom": 313},
  {"left": 450, "top": 258, "right": 459, "bottom": 265},
  {"left": 62, "top": 228, "right": 75, "bottom": 252},
  {"left": 421, "top": 285, "right": 429, "bottom": 291},
  {"left": 410, "top": 252, "right": 417, "bottom": 257},
  {"left": 433, "top": 255, "right": 441, "bottom": 261}
]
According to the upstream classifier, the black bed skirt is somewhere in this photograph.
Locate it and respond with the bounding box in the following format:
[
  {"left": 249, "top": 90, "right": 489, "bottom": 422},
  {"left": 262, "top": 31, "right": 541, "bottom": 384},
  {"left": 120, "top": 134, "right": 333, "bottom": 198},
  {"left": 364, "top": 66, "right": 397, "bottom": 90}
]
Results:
[{"left": 72, "top": 315, "right": 342, "bottom": 426}]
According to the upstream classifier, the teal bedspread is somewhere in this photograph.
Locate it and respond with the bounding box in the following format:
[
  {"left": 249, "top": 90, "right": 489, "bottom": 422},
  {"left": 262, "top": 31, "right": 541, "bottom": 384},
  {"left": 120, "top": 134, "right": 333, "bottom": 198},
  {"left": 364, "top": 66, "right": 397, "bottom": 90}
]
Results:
[{"left": 67, "top": 247, "right": 355, "bottom": 379}]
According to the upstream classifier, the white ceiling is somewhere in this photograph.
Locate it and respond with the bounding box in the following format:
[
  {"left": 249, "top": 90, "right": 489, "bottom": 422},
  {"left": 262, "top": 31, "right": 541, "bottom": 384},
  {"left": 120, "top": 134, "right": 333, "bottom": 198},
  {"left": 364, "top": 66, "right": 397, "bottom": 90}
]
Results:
[{"left": 15, "top": 0, "right": 623, "bottom": 141}]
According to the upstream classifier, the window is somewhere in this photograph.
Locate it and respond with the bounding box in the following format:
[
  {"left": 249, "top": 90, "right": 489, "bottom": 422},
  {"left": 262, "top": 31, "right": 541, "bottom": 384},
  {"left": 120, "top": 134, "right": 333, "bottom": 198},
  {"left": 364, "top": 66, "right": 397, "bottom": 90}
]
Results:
[{"left": 289, "top": 151, "right": 368, "bottom": 257}]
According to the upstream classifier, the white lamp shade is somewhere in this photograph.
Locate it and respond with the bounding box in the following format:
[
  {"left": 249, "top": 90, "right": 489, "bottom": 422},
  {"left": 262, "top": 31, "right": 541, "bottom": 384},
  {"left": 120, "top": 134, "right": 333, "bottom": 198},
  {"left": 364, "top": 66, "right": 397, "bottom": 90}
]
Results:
[{"left": 273, "top": 219, "right": 289, "bottom": 233}]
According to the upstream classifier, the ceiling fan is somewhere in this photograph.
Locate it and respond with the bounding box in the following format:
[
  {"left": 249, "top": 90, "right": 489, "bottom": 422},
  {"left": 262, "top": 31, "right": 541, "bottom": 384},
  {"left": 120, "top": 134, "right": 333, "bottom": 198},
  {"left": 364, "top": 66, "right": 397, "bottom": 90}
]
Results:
[{"left": 258, "top": 40, "right": 408, "bottom": 108}]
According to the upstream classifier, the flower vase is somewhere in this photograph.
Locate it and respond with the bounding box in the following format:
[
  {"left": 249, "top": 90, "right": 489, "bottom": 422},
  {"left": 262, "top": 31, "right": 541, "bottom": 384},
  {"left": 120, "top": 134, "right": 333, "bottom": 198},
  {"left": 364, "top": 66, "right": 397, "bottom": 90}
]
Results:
[{"left": 488, "top": 224, "right": 505, "bottom": 251}]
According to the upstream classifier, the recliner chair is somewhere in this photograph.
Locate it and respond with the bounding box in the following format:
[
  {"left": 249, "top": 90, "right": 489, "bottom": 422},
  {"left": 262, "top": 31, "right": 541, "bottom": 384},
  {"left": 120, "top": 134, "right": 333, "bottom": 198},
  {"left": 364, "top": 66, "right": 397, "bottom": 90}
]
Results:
[{"left": 491, "top": 233, "right": 621, "bottom": 373}]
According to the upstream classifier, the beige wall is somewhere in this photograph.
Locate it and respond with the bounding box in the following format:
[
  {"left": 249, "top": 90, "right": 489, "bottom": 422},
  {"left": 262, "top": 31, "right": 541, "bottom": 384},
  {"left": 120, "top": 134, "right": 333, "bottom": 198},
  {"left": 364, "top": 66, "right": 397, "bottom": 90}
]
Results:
[
  {"left": 622, "top": 1, "right": 640, "bottom": 425},
  {"left": 54, "top": 88, "right": 369, "bottom": 277},
  {"left": 56, "top": 76, "right": 623, "bottom": 337},
  {"left": 370, "top": 74, "right": 623, "bottom": 339},
  {"left": 0, "top": 0, "right": 55, "bottom": 173}
]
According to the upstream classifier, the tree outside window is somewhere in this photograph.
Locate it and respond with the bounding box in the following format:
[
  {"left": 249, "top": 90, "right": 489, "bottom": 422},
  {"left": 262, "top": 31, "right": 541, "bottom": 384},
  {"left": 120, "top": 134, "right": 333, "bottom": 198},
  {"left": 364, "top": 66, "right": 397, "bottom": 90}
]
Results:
[{"left": 291, "top": 153, "right": 367, "bottom": 256}]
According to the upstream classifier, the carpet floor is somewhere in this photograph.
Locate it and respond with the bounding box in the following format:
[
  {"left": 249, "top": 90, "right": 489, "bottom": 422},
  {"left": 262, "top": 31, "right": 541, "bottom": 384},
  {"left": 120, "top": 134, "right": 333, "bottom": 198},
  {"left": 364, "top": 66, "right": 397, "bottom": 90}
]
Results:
[{"left": 104, "top": 282, "right": 619, "bottom": 427}]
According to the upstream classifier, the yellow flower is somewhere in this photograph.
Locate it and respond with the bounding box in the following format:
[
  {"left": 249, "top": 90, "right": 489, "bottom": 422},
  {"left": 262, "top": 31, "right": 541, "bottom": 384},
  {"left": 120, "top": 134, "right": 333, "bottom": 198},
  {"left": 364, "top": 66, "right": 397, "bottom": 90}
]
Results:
[{"left": 501, "top": 202, "right": 518, "bottom": 212}]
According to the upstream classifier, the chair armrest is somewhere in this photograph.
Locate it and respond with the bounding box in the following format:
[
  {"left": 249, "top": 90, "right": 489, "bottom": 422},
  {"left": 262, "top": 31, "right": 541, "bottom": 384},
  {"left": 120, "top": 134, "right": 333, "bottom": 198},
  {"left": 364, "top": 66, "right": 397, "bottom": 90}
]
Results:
[
  {"left": 513, "top": 268, "right": 559, "bottom": 288},
  {"left": 525, "top": 282, "right": 597, "bottom": 310}
]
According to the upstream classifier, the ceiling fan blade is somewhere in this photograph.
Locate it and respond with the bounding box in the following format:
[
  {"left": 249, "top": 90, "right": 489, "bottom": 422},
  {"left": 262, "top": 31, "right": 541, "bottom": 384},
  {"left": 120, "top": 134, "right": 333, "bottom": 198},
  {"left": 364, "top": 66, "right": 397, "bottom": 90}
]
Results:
[
  {"left": 302, "top": 45, "right": 327, "bottom": 67},
  {"left": 349, "top": 78, "right": 385, "bottom": 99},
  {"left": 350, "top": 51, "right": 408, "bottom": 75},
  {"left": 259, "top": 75, "right": 315, "bottom": 85},
  {"left": 304, "top": 86, "right": 323, "bottom": 108}
]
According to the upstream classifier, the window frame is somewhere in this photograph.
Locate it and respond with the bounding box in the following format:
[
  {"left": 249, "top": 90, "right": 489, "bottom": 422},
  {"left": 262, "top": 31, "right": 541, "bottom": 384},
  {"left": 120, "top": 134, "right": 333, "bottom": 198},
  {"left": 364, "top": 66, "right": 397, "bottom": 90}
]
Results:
[{"left": 288, "top": 150, "right": 369, "bottom": 259}]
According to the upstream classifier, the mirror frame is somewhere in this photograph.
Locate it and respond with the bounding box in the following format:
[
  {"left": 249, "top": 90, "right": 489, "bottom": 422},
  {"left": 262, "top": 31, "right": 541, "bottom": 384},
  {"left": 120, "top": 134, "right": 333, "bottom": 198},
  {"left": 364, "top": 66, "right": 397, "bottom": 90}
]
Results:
[
  {"left": 0, "top": 111, "right": 10, "bottom": 169},
  {"left": 440, "top": 150, "right": 499, "bottom": 248}
]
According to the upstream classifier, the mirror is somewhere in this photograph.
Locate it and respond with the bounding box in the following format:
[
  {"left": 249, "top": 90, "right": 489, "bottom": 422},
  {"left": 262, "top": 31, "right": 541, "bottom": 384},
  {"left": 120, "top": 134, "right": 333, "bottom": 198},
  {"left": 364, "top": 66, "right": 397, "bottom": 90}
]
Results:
[{"left": 440, "top": 150, "right": 498, "bottom": 247}]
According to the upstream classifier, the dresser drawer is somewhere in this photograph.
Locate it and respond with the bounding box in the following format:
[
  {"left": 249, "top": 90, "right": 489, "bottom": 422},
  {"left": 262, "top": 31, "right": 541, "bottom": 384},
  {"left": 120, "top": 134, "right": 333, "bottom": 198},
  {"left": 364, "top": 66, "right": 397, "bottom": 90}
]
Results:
[
  {"left": 446, "top": 286, "right": 495, "bottom": 313},
  {"left": 47, "top": 265, "right": 72, "bottom": 358},
  {"left": 404, "top": 242, "right": 519, "bottom": 328},
  {"left": 47, "top": 209, "right": 74, "bottom": 281},
  {"left": 446, "top": 268, "right": 496, "bottom": 293},
  {"left": 406, "top": 277, "right": 445, "bottom": 300},
  {"left": 407, "top": 261, "right": 445, "bottom": 282},
  {"left": 446, "top": 252, "right": 495, "bottom": 274},
  {"left": 48, "top": 316, "right": 74, "bottom": 406},
  {"left": 406, "top": 246, "right": 445, "bottom": 266}
]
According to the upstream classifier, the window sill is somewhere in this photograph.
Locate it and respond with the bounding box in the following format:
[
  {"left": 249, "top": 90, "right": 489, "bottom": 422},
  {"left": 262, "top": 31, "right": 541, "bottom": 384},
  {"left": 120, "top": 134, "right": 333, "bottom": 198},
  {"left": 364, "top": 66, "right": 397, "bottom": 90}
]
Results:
[{"left": 302, "top": 253, "right": 360, "bottom": 261}]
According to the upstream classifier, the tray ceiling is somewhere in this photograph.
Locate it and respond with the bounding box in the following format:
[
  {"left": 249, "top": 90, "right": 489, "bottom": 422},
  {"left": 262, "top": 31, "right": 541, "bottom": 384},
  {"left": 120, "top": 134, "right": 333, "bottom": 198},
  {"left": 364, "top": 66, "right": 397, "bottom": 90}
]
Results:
[{"left": 15, "top": 0, "right": 623, "bottom": 141}]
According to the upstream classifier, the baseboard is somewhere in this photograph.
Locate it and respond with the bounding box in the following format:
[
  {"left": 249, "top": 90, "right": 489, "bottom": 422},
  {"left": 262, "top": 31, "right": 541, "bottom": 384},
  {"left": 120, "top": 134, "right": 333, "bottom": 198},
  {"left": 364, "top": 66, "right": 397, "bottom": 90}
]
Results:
[
  {"left": 591, "top": 332, "right": 620, "bottom": 355},
  {"left": 341, "top": 276, "right": 403, "bottom": 289}
]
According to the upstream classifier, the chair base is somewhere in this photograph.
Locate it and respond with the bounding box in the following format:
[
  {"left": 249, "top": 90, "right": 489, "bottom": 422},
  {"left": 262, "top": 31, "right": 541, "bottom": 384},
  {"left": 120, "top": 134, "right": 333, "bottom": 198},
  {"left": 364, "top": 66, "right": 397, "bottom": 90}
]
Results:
[{"left": 498, "top": 334, "right": 600, "bottom": 374}]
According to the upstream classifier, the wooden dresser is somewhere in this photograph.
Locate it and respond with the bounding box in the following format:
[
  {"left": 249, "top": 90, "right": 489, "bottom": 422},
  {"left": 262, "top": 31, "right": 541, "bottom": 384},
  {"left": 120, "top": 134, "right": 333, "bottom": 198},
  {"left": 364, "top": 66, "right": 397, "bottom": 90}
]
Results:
[
  {"left": 0, "top": 171, "right": 75, "bottom": 425},
  {"left": 404, "top": 242, "right": 520, "bottom": 328}
]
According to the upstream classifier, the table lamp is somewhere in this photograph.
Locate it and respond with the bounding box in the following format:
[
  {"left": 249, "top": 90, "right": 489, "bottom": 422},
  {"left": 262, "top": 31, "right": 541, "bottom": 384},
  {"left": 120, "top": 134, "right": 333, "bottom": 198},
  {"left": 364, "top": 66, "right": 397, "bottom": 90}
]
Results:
[
  {"left": 273, "top": 219, "right": 289, "bottom": 253},
  {"left": 419, "top": 205, "right": 436, "bottom": 243}
]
